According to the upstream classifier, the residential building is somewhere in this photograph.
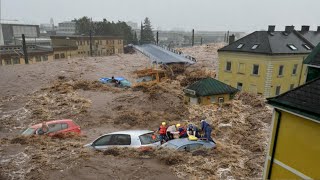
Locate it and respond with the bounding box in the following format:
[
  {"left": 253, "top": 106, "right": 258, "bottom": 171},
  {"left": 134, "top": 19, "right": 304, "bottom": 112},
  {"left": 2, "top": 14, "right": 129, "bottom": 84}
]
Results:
[
  {"left": 0, "top": 22, "right": 40, "bottom": 45},
  {"left": 217, "top": 25, "right": 320, "bottom": 98},
  {"left": 304, "top": 42, "right": 320, "bottom": 82},
  {"left": 264, "top": 77, "right": 320, "bottom": 179},
  {"left": 183, "top": 78, "right": 238, "bottom": 105},
  {"left": 56, "top": 21, "right": 76, "bottom": 35},
  {"left": 0, "top": 45, "right": 53, "bottom": 65},
  {"left": 50, "top": 35, "right": 124, "bottom": 59}
]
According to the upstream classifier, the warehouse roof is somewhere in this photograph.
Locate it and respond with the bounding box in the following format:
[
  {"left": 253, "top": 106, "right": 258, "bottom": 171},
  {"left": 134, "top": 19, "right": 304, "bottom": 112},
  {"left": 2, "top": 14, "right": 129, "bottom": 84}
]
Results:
[
  {"left": 304, "top": 43, "right": 320, "bottom": 67},
  {"left": 267, "top": 77, "right": 320, "bottom": 121},
  {"left": 218, "top": 26, "right": 319, "bottom": 55},
  {"left": 184, "top": 78, "right": 238, "bottom": 97}
]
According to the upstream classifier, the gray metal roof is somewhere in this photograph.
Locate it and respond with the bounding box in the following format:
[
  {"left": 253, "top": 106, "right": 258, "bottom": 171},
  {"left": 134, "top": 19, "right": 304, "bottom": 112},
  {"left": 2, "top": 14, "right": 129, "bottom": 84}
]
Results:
[
  {"left": 134, "top": 44, "right": 195, "bottom": 64},
  {"left": 218, "top": 31, "right": 315, "bottom": 55}
]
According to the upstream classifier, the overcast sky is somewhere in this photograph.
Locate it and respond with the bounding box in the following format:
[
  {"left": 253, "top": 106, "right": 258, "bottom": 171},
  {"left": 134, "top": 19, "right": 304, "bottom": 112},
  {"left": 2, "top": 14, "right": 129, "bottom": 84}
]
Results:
[{"left": 1, "top": 0, "right": 320, "bottom": 32}]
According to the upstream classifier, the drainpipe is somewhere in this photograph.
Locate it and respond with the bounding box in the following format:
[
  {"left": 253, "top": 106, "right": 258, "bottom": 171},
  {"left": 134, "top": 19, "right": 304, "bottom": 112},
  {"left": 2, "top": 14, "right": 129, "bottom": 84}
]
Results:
[
  {"left": 267, "top": 109, "right": 282, "bottom": 179},
  {"left": 298, "top": 57, "right": 304, "bottom": 85}
]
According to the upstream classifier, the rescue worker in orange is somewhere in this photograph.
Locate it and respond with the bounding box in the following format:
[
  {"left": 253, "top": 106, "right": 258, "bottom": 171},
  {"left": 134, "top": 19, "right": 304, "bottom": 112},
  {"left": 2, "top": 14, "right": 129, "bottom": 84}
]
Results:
[{"left": 158, "top": 122, "right": 168, "bottom": 144}]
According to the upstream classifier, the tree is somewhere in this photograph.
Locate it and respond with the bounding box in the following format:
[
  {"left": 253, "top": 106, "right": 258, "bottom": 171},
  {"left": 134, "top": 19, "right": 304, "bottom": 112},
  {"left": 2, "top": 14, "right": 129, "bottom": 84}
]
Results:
[
  {"left": 140, "top": 17, "right": 155, "bottom": 44},
  {"left": 133, "top": 32, "right": 138, "bottom": 45},
  {"left": 73, "top": 17, "right": 136, "bottom": 45}
]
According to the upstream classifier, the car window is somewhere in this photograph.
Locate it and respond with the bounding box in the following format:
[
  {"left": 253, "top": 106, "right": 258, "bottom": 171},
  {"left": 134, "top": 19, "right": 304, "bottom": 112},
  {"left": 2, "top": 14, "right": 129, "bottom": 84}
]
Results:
[
  {"left": 61, "top": 123, "right": 68, "bottom": 130},
  {"left": 139, "top": 133, "right": 160, "bottom": 145},
  {"left": 93, "top": 135, "right": 112, "bottom": 146},
  {"left": 22, "top": 128, "right": 35, "bottom": 135},
  {"left": 109, "top": 134, "right": 131, "bottom": 145},
  {"left": 48, "top": 123, "right": 63, "bottom": 133},
  {"left": 188, "top": 143, "right": 204, "bottom": 151}
]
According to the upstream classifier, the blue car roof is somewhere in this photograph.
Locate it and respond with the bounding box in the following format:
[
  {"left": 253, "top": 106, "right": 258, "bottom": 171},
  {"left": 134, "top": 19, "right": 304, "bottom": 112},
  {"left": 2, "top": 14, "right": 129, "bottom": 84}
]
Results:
[{"left": 100, "top": 77, "right": 125, "bottom": 81}]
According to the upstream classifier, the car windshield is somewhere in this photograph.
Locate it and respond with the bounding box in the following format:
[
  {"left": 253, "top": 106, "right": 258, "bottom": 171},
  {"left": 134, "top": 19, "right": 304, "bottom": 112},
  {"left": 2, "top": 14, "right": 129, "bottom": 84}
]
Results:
[
  {"left": 22, "top": 128, "right": 35, "bottom": 135},
  {"left": 139, "top": 133, "right": 160, "bottom": 145}
]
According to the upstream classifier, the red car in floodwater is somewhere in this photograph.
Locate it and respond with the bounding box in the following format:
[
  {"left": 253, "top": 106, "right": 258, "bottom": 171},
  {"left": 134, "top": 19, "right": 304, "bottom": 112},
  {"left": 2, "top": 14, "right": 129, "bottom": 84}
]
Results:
[{"left": 22, "top": 119, "right": 81, "bottom": 136}]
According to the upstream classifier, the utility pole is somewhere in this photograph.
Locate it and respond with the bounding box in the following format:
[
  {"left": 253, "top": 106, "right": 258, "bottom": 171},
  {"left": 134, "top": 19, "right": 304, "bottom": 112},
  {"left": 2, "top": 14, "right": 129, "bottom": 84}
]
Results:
[
  {"left": 200, "top": 37, "right": 203, "bottom": 45},
  {"left": 89, "top": 18, "right": 93, "bottom": 57},
  {"left": 22, "top": 34, "right": 29, "bottom": 64},
  {"left": 191, "top": 29, "right": 194, "bottom": 46},
  {"left": 156, "top": 31, "right": 159, "bottom": 45}
]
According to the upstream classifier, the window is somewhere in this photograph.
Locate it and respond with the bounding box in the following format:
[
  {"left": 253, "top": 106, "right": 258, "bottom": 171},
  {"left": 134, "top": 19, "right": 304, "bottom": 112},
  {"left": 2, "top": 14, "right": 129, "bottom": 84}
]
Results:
[
  {"left": 275, "top": 86, "right": 281, "bottom": 96},
  {"left": 35, "top": 56, "right": 41, "bottom": 62},
  {"left": 218, "top": 97, "right": 224, "bottom": 103},
  {"left": 226, "top": 61, "right": 231, "bottom": 71},
  {"left": 54, "top": 54, "right": 60, "bottom": 59},
  {"left": 139, "top": 133, "right": 160, "bottom": 145},
  {"left": 290, "top": 84, "right": 294, "bottom": 90},
  {"left": 278, "top": 65, "right": 284, "bottom": 76},
  {"left": 93, "top": 135, "right": 112, "bottom": 146},
  {"left": 237, "top": 44, "right": 244, "bottom": 49},
  {"left": 302, "top": 44, "right": 311, "bottom": 50},
  {"left": 292, "top": 64, "right": 298, "bottom": 75},
  {"left": 48, "top": 123, "right": 63, "bottom": 133},
  {"left": 188, "top": 143, "right": 204, "bottom": 151},
  {"left": 42, "top": 56, "right": 48, "bottom": 61},
  {"left": 238, "top": 63, "right": 245, "bottom": 74},
  {"left": 61, "top": 123, "right": 68, "bottom": 130},
  {"left": 252, "top": 64, "right": 259, "bottom": 75},
  {"left": 4, "top": 59, "right": 12, "bottom": 65},
  {"left": 287, "top": 44, "right": 297, "bottom": 51},
  {"left": 251, "top": 44, "right": 259, "bottom": 50},
  {"left": 60, "top": 53, "right": 65, "bottom": 59},
  {"left": 13, "top": 57, "right": 20, "bottom": 64},
  {"left": 210, "top": 96, "right": 215, "bottom": 103},
  {"left": 237, "top": 82, "right": 243, "bottom": 91},
  {"left": 110, "top": 134, "right": 131, "bottom": 145}
]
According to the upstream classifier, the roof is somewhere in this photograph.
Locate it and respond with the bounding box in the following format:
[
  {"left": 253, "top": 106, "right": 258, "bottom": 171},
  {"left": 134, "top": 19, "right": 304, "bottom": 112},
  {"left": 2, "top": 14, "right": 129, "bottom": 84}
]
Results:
[
  {"left": 30, "top": 119, "right": 74, "bottom": 128},
  {"left": 107, "top": 130, "right": 153, "bottom": 136},
  {"left": 299, "top": 31, "right": 320, "bottom": 47},
  {"left": 52, "top": 45, "right": 78, "bottom": 51},
  {"left": 185, "top": 78, "right": 238, "bottom": 97},
  {"left": 304, "top": 43, "right": 320, "bottom": 67},
  {"left": 218, "top": 31, "right": 314, "bottom": 55},
  {"left": 163, "top": 138, "right": 214, "bottom": 147},
  {"left": 50, "top": 35, "right": 123, "bottom": 40},
  {"left": 134, "top": 44, "right": 195, "bottom": 65},
  {"left": 267, "top": 77, "right": 320, "bottom": 121}
]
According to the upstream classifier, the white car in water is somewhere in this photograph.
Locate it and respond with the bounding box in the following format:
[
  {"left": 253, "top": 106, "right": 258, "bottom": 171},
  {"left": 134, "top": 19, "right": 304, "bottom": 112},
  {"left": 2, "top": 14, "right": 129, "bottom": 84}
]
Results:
[{"left": 84, "top": 130, "right": 161, "bottom": 150}]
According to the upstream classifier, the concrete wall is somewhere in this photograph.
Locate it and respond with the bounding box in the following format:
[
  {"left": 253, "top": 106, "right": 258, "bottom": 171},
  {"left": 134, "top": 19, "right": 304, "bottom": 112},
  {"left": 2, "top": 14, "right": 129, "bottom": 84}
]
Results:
[
  {"left": 0, "top": 54, "right": 53, "bottom": 66},
  {"left": 218, "top": 52, "right": 308, "bottom": 98},
  {"left": 264, "top": 110, "right": 320, "bottom": 179}
]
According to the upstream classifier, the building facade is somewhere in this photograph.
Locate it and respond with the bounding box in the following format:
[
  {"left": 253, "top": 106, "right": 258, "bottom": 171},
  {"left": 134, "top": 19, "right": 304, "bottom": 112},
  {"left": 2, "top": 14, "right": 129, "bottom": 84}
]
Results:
[
  {"left": 218, "top": 25, "right": 320, "bottom": 98},
  {"left": 304, "top": 42, "right": 320, "bottom": 82},
  {"left": 56, "top": 21, "right": 76, "bottom": 35},
  {"left": 50, "top": 35, "right": 124, "bottom": 59},
  {"left": 264, "top": 77, "right": 320, "bottom": 179},
  {"left": 0, "top": 45, "right": 53, "bottom": 66}
]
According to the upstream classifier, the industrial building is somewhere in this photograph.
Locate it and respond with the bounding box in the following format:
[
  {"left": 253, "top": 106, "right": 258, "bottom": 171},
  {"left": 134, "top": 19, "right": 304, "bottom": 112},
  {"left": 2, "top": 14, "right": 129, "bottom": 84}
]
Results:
[
  {"left": 0, "top": 22, "right": 40, "bottom": 45},
  {"left": 56, "top": 21, "right": 76, "bottom": 35}
]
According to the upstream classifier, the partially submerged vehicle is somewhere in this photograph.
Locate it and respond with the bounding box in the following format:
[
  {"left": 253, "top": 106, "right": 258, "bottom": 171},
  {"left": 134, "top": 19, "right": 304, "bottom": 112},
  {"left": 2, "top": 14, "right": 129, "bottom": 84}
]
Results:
[
  {"left": 22, "top": 119, "right": 81, "bottom": 136},
  {"left": 84, "top": 130, "right": 160, "bottom": 150},
  {"left": 134, "top": 68, "right": 168, "bottom": 85},
  {"left": 161, "top": 138, "right": 216, "bottom": 151},
  {"left": 99, "top": 77, "right": 131, "bottom": 88}
]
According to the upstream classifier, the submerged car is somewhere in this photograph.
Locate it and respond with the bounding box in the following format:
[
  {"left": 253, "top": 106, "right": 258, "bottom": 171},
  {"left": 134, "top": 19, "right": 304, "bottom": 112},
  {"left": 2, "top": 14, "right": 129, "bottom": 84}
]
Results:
[
  {"left": 21, "top": 119, "right": 81, "bottom": 136},
  {"left": 84, "top": 130, "right": 160, "bottom": 150},
  {"left": 99, "top": 77, "right": 131, "bottom": 88},
  {"left": 161, "top": 138, "right": 216, "bottom": 151}
]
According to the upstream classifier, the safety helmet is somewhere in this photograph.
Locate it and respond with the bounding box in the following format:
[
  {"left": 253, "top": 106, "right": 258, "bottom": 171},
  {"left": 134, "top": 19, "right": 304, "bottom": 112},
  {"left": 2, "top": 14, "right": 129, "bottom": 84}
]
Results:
[
  {"left": 176, "top": 123, "right": 181, "bottom": 127},
  {"left": 162, "top": 122, "right": 166, "bottom": 126}
]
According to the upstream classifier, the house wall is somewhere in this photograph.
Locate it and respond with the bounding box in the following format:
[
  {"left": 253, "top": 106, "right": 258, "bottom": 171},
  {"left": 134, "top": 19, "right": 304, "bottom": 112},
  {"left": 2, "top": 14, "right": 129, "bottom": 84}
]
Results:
[
  {"left": 0, "top": 54, "right": 53, "bottom": 66},
  {"left": 184, "top": 93, "right": 231, "bottom": 105},
  {"left": 53, "top": 50, "right": 78, "bottom": 59},
  {"left": 218, "top": 52, "right": 308, "bottom": 98},
  {"left": 264, "top": 110, "right": 320, "bottom": 179}
]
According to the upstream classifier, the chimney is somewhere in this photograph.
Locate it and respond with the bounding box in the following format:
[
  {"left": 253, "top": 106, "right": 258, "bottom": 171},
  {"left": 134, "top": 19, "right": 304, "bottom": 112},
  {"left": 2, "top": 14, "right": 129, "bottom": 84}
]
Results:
[
  {"left": 301, "top": 25, "right": 310, "bottom": 32},
  {"left": 285, "top": 25, "right": 295, "bottom": 33},
  {"left": 229, "top": 34, "right": 235, "bottom": 44},
  {"left": 268, "top": 25, "right": 276, "bottom": 32}
]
